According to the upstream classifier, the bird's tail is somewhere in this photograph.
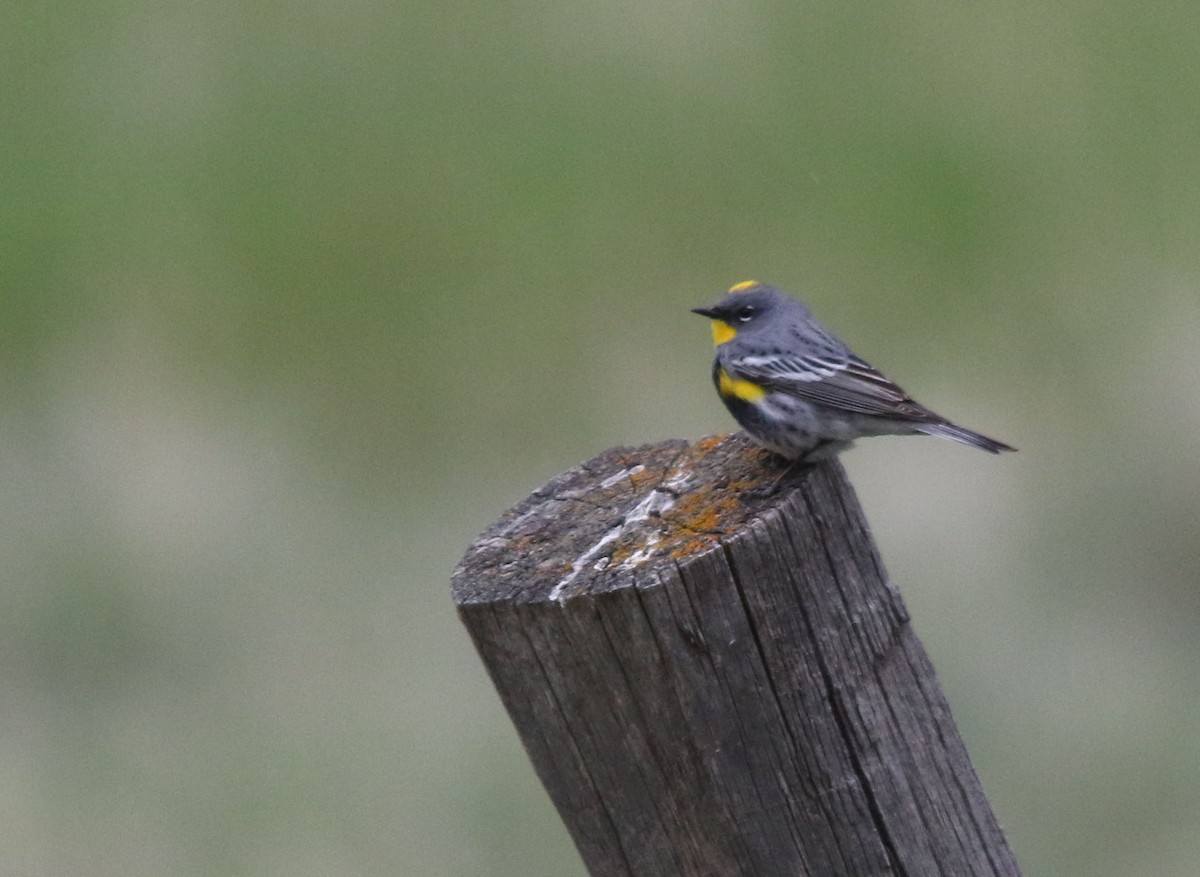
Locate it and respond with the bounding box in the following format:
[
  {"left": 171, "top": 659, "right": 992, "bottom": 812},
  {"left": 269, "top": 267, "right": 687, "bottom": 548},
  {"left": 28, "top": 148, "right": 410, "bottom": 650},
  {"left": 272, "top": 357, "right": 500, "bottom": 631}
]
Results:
[{"left": 916, "top": 421, "right": 1016, "bottom": 454}]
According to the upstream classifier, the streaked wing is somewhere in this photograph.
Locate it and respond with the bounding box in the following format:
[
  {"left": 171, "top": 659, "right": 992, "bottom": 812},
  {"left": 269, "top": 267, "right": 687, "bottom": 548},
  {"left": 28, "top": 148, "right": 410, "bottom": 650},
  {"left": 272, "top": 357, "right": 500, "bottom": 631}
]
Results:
[{"left": 732, "top": 352, "right": 940, "bottom": 421}]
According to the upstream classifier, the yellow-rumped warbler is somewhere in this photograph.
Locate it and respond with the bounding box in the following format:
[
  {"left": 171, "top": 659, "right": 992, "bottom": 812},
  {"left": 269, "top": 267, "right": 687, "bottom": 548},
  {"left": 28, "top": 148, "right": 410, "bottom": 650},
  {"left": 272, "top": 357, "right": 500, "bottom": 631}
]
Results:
[{"left": 692, "top": 280, "right": 1016, "bottom": 461}]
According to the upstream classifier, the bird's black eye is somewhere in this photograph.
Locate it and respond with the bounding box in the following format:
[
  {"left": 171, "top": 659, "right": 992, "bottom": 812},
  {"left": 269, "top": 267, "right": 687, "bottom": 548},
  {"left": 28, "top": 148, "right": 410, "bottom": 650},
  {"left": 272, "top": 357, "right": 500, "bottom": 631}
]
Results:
[{"left": 736, "top": 306, "right": 756, "bottom": 323}]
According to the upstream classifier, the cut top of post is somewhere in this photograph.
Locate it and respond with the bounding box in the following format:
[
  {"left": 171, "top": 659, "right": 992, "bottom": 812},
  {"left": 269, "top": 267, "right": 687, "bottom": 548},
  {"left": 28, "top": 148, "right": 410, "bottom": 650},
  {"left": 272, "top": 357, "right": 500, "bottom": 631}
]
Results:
[{"left": 452, "top": 433, "right": 817, "bottom": 606}]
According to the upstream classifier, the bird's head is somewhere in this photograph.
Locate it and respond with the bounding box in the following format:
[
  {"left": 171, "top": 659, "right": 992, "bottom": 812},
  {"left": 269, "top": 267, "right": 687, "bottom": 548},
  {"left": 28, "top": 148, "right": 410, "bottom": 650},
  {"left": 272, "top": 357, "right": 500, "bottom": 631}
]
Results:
[{"left": 691, "top": 280, "right": 797, "bottom": 346}]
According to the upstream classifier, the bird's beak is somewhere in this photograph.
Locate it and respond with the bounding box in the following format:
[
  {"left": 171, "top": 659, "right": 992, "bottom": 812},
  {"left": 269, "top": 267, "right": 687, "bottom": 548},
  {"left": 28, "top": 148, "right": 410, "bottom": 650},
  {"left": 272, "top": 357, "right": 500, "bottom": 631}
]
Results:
[{"left": 691, "top": 307, "right": 718, "bottom": 319}]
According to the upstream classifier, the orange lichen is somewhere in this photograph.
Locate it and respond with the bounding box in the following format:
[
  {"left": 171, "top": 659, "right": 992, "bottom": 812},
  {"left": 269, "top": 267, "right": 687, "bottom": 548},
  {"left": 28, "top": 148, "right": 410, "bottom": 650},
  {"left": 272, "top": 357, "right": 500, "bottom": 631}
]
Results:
[
  {"left": 648, "top": 472, "right": 751, "bottom": 561},
  {"left": 692, "top": 434, "right": 730, "bottom": 456},
  {"left": 663, "top": 489, "right": 722, "bottom": 532},
  {"left": 525, "top": 432, "right": 790, "bottom": 575},
  {"left": 629, "top": 467, "right": 658, "bottom": 491},
  {"left": 507, "top": 532, "right": 546, "bottom": 552},
  {"left": 615, "top": 452, "right": 640, "bottom": 469},
  {"left": 608, "top": 542, "right": 635, "bottom": 566},
  {"left": 668, "top": 534, "right": 718, "bottom": 560}
]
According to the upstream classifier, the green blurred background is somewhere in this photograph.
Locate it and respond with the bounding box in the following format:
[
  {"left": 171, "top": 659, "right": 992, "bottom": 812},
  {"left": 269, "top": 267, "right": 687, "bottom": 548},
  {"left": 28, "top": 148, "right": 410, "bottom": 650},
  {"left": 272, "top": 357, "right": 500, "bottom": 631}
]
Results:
[{"left": 5, "top": 1, "right": 1200, "bottom": 874}]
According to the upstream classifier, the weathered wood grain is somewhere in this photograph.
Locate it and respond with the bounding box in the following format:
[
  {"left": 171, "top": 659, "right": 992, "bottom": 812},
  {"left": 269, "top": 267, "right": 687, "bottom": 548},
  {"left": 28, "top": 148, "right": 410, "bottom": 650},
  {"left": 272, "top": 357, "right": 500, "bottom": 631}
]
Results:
[{"left": 453, "top": 433, "right": 1020, "bottom": 877}]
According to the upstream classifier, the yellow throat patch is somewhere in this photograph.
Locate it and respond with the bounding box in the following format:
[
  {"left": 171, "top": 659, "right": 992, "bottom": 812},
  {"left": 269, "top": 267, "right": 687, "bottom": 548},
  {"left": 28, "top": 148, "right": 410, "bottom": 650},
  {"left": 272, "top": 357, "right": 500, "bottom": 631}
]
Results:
[
  {"left": 717, "top": 368, "right": 766, "bottom": 403},
  {"left": 710, "top": 320, "right": 737, "bottom": 346}
]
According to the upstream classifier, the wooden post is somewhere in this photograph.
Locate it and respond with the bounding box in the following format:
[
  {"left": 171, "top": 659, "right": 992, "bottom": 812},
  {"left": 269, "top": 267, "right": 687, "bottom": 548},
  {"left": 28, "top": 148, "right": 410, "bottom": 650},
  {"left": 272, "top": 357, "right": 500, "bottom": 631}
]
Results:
[{"left": 452, "top": 433, "right": 1021, "bottom": 877}]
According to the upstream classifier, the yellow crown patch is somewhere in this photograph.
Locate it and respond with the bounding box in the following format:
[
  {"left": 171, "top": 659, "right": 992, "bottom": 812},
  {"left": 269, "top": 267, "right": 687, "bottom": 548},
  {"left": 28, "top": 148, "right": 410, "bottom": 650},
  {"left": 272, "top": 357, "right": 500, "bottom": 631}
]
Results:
[{"left": 728, "top": 280, "right": 760, "bottom": 293}]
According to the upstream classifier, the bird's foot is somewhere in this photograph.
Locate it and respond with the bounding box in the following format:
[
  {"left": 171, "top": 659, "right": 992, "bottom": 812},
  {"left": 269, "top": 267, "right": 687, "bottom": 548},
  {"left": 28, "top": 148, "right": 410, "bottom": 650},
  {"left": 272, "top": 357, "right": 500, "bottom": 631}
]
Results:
[{"left": 743, "top": 456, "right": 814, "bottom": 500}]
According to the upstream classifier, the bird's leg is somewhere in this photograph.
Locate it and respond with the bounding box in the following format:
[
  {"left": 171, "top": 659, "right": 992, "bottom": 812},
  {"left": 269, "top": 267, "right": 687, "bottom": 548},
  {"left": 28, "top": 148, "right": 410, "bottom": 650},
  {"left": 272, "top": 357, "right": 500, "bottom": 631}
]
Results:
[
  {"left": 744, "top": 455, "right": 813, "bottom": 500},
  {"left": 800, "top": 439, "right": 852, "bottom": 462}
]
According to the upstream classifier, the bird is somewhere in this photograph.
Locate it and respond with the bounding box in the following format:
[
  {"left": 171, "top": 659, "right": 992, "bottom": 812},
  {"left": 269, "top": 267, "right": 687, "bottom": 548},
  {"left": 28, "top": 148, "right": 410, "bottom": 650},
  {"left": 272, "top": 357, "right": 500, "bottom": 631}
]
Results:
[{"left": 692, "top": 280, "right": 1015, "bottom": 461}]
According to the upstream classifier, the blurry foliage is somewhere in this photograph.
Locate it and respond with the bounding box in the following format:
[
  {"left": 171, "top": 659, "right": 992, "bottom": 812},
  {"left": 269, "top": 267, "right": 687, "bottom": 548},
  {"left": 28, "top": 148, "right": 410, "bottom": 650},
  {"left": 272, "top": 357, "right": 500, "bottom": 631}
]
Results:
[{"left": 3, "top": 1, "right": 1200, "bottom": 875}]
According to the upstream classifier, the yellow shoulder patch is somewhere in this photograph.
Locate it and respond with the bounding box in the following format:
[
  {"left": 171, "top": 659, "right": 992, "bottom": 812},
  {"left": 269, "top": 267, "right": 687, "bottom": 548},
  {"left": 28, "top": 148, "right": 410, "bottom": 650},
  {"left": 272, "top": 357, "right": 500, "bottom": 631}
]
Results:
[
  {"left": 718, "top": 368, "right": 767, "bottom": 403},
  {"left": 728, "top": 280, "right": 760, "bottom": 293}
]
